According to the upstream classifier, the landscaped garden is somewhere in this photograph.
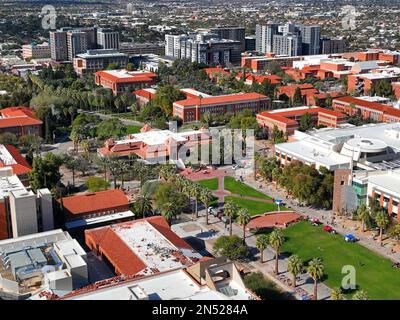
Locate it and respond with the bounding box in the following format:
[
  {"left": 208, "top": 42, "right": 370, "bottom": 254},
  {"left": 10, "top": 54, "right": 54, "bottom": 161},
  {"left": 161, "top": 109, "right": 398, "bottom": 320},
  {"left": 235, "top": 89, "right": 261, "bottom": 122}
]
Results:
[
  {"left": 224, "top": 196, "right": 287, "bottom": 216},
  {"left": 197, "top": 178, "right": 219, "bottom": 190},
  {"left": 280, "top": 221, "right": 400, "bottom": 300},
  {"left": 224, "top": 176, "right": 271, "bottom": 200}
]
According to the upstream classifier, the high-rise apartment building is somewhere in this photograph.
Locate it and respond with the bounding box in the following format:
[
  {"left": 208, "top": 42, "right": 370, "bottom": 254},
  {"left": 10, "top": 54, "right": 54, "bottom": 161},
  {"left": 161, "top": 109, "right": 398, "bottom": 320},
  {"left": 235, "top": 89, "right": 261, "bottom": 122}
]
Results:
[
  {"left": 273, "top": 33, "right": 302, "bottom": 57},
  {"left": 210, "top": 26, "right": 246, "bottom": 52},
  {"left": 165, "top": 33, "right": 241, "bottom": 66},
  {"left": 255, "top": 24, "right": 279, "bottom": 53},
  {"left": 97, "top": 28, "right": 120, "bottom": 50},
  {"left": 256, "top": 23, "right": 321, "bottom": 56},
  {"left": 50, "top": 30, "right": 69, "bottom": 61},
  {"left": 50, "top": 27, "right": 114, "bottom": 62},
  {"left": 67, "top": 31, "right": 89, "bottom": 61},
  {"left": 300, "top": 25, "right": 321, "bottom": 55}
]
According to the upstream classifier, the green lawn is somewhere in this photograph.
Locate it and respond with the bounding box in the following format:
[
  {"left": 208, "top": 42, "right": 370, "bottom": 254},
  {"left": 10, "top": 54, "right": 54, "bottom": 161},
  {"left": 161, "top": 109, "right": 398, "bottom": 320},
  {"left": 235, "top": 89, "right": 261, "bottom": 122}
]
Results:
[
  {"left": 125, "top": 125, "right": 141, "bottom": 134},
  {"left": 281, "top": 221, "right": 400, "bottom": 300},
  {"left": 224, "top": 177, "right": 271, "bottom": 200},
  {"left": 225, "top": 196, "right": 286, "bottom": 216},
  {"left": 197, "top": 178, "right": 219, "bottom": 190}
]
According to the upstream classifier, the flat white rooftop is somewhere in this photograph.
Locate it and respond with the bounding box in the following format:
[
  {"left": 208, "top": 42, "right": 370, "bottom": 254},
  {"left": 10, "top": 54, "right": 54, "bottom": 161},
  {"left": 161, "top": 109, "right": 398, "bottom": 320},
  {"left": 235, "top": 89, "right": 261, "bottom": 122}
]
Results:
[
  {"left": 65, "top": 210, "right": 135, "bottom": 229},
  {"left": 66, "top": 269, "right": 226, "bottom": 300},
  {"left": 112, "top": 220, "right": 200, "bottom": 275},
  {"left": 117, "top": 129, "right": 203, "bottom": 146},
  {"left": 367, "top": 170, "right": 400, "bottom": 196}
]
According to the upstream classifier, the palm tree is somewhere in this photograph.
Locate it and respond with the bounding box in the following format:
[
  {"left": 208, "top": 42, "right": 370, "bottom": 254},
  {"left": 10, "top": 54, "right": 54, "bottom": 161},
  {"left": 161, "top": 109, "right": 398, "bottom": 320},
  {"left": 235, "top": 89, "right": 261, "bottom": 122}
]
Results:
[
  {"left": 269, "top": 229, "right": 285, "bottom": 274},
  {"left": 331, "top": 287, "right": 345, "bottom": 300},
  {"left": 256, "top": 234, "right": 269, "bottom": 263},
  {"left": 375, "top": 210, "right": 390, "bottom": 246},
  {"left": 161, "top": 202, "right": 175, "bottom": 225},
  {"left": 199, "top": 188, "right": 213, "bottom": 225},
  {"left": 159, "top": 163, "right": 176, "bottom": 182},
  {"left": 80, "top": 140, "right": 90, "bottom": 160},
  {"left": 193, "top": 184, "right": 202, "bottom": 219},
  {"left": 357, "top": 204, "right": 370, "bottom": 232},
  {"left": 287, "top": 255, "right": 303, "bottom": 287},
  {"left": 108, "top": 159, "right": 121, "bottom": 188},
  {"left": 352, "top": 290, "right": 369, "bottom": 300},
  {"left": 117, "top": 160, "right": 129, "bottom": 188},
  {"left": 307, "top": 258, "right": 324, "bottom": 300},
  {"left": 224, "top": 201, "right": 239, "bottom": 236},
  {"left": 95, "top": 156, "right": 110, "bottom": 181},
  {"left": 64, "top": 156, "right": 78, "bottom": 186},
  {"left": 135, "top": 195, "right": 153, "bottom": 218},
  {"left": 236, "top": 208, "right": 251, "bottom": 245}
]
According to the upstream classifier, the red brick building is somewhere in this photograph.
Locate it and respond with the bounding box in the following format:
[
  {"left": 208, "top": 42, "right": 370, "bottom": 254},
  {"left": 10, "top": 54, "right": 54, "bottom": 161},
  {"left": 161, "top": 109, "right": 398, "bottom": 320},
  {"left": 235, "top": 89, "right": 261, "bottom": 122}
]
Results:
[
  {"left": 94, "top": 70, "right": 157, "bottom": 95},
  {"left": 59, "top": 189, "right": 130, "bottom": 223},
  {"left": 332, "top": 96, "right": 400, "bottom": 122},
  {"left": 257, "top": 106, "right": 348, "bottom": 136},
  {"left": 173, "top": 92, "right": 270, "bottom": 122},
  {"left": 0, "top": 107, "right": 42, "bottom": 137}
]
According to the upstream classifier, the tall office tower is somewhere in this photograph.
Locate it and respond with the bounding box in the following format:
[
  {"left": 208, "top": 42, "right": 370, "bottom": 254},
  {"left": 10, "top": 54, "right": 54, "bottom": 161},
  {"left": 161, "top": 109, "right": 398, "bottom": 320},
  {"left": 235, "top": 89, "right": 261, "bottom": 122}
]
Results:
[
  {"left": 210, "top": 26, "right": 246, "bottom": 52},
  {"left": 245, "top": 36, "right": 256, "bottom": 51},
  {"left": 195, "top": 31, "right": 219, "bottom": 42},
  {"left": 97, "top": 28, "right": 120, "bottom": 50},
  {"left": 255, "top": 24, "right": 279, "bottom": 54},
  {"left": 300, "top": 25, "right": 321, "bottom": 55},
  {"left": 273, "top": 33, "right": 302, "bottom": 57},
  {"left": 50, "top": 30, "right": 68, "bottom": 61},
  {"left": 67, "top": 31, "right": 89, "bottom": 61},
  {"left": 321, "top": 38, "right": 347, "bottom": 54}
]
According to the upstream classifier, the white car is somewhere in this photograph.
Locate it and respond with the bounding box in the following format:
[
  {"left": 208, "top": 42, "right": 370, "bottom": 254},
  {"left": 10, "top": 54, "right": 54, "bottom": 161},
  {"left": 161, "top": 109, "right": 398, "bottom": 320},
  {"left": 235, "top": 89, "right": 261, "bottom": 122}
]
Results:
[{"left": 232, "top": 164, "right": 239, "bottom": 170}]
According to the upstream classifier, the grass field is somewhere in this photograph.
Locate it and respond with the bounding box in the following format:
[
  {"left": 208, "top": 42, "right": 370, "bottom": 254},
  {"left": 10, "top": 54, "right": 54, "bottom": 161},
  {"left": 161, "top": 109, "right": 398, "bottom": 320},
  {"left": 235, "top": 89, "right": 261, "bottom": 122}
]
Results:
[
  {"left": 281, "top": 221, "right": 400, "bottom": 300},
  {"left": 224, "top": 177, "right": 271, "bottom": 199},
  {"left": 197, "top": 178, "right": 219, "bottom": 190},
  {"left": 125, "top": 125, "right": 141, "bottom": 134},
  {"left": 225, "top": 197, "right": 286, "bottom": 216}
]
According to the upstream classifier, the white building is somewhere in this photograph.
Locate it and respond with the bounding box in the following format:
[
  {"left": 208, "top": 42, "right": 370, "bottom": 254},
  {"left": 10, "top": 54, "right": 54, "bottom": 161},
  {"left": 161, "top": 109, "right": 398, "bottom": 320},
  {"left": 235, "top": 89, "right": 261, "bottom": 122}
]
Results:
[
  {"left": 0, "top": 167, "right": 53, "bottom": 240},
  {"left": 0, "top": 229, "right": 87, "bottom": 300},
  {"left": 275, "top": 123, "right": 400, "bottom": 171}
]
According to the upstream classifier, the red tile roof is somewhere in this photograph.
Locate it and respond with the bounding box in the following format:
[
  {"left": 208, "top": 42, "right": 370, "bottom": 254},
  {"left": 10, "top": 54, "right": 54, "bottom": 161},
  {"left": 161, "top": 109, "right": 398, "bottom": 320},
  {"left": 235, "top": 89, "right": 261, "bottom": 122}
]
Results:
[
  {"left": 204, "top": 67, "right": 230, "bottom": 76},
  {"left": 59, "top": 189, "right": 129, "bottom": 216},
  {"left": 0, "top": 107, "right": 42, "bottom": 128},
  {"left": 0, "top": 144, "right": 32, "bottom": 176},
  {"left": 333, "top": 96, "right": 393, "bottom": 113},
  {"left": 85, "top": 216, "right": 195, "bottom": 276},
  {"left": 174, "top": 92, "right": 269, "bottom": 108},
  {"left": 95, "top": 71, "right": 157, "bottom": 84},
  {"left": 133, "top": 89, "right": 155, "bottom": 100}
]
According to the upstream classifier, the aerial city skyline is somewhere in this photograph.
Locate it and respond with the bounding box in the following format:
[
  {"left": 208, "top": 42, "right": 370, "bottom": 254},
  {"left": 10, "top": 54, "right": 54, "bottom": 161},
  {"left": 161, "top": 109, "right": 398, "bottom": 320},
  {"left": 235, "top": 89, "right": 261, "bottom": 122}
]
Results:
[{"left": 0, "top": 0, "right": 399, "bottom": 309}]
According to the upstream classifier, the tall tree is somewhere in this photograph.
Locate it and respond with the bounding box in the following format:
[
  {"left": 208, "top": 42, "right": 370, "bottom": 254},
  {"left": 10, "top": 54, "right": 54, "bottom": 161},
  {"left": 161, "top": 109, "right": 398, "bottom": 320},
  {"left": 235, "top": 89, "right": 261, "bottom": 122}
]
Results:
[
  {"left": 307, "top": 258, "right": 324, "bottom": 300},
  {"left": 357, "top": 204, "right": 370, "bottom": 232},
  {"left": 269, "top": 229, "right": 285, "bottom": 274},
  {"left": 224, "top": 201, "right": 239, "bottom": 236},
  {"left": 236, "top": 208, "right": 251, "bottom": 245},
  {"left": 134, "top": 195, "right": 153, "bottom": 218},
  {"left": 256, "top": 234, "right": 269, "bottom": 263},
  {"left": 375, "top": 211, "right": 390, "bottom": 246},
  {"left": 199, "top": 188, "right": 214, "bottom": 225},
  {"left": 287, "top": 254, "right": 303, "bottom": 287}
]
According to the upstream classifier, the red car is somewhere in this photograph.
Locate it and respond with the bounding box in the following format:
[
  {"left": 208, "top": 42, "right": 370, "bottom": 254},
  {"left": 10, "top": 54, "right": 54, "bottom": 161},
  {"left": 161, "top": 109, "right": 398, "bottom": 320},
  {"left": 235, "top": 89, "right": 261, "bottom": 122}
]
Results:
[{"left": 323, "top": 226, "right": 336, "bottom": 234}]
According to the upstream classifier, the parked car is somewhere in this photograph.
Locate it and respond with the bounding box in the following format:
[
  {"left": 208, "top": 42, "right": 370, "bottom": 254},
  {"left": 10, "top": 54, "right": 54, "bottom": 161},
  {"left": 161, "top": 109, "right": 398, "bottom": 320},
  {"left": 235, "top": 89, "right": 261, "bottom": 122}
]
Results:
[
  {"left": 344, "top": 234, "right": 357, "bottom": 242},
  {"left": 323, "top": 226, "right": 336, "bottom": 234},
  {"left": 309, "top": 218, "right": 320, "bottom": 226}
]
